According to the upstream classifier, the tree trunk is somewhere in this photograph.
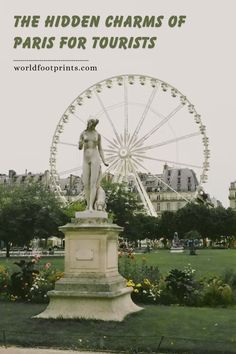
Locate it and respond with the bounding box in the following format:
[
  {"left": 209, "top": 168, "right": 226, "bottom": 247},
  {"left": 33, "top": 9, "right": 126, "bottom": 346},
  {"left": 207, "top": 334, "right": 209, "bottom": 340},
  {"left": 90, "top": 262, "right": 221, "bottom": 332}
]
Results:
[{"left": 6, "top": 242, "right": 11, "bottom": 258}]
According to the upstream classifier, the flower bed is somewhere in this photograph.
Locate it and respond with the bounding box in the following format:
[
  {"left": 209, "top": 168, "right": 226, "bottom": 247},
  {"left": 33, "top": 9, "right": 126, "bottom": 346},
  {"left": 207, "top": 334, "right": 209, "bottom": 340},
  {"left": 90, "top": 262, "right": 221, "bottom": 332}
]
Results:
[
  {"left": 119, "top": 252, "right": 235, "bottom": 307},
  {"left": 0, "top": 255, "right": 63, "bottom": 303},
  {"left": 0, "top": 253, "right": 235, "bottom": 307}
]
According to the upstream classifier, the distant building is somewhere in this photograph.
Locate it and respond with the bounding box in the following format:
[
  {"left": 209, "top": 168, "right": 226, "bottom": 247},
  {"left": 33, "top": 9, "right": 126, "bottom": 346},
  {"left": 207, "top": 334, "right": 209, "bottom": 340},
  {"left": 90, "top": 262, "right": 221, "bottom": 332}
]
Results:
[
  {"left": 59, "top": 174, "right": 83, "bottom": 198},
  {"left": 0, "top": 170, "right": 83, "bottom": 199},
  {"left": 229, "top": 181, "right": 236, "bottom": 211},
  {"left": 0, "top": 169, "right": 51, "bottom": 187},
  {"left": 138, "top": 164, "right": 199, "bottom": 216},
  {"left": 1, "top": 167, "right": 220, "bottom": 214}
]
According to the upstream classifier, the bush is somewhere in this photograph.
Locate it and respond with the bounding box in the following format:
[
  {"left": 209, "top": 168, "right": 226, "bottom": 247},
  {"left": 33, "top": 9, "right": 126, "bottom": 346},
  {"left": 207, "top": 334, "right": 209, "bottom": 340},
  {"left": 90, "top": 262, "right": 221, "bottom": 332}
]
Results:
[
  {"left": 118, "top": 253, "right": 160, "bottom": 284},
  {"left": 29, "top": 262, "right": 63, "bottom": 303},
  {"left": 162, "top": 266, "right": 202, "bottom": 306},
  {"left": 10, "top": 259, "right": 39, "bottom": 301},
  {"left": 0, "top": 256, "right": 63, "bottom": 303},
  {"left": 201, "top": 277, "right": 233, "bottom": 307},
  {"left": 0, "top": 265, "right": 10, "bottom": 300},
  {"left": 119, "top": 253, "right": 161, "bottom": 304},
  {"left": 222, "top": 268, "right": 236, "bottom": 288},
  {"left": 127, "top": 278, "right": 161, "bottom": 304},
  {"left": 119, "top": 256, "right": 234, "bottom": 307}
]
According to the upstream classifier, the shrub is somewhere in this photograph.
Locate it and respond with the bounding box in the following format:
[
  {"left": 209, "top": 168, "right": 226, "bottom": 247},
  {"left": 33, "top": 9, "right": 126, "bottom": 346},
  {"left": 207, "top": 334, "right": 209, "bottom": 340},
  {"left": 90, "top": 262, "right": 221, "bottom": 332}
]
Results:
[
  {"left": 29, "top": 263, "right": 63, "bottom": 303},
  {"left": 201, "top": 277, "right": 233, "bottom": 307},
  {"left": 1, "top": 256, "right": 64, "bottom": 303},
  {"left": 222, "top": 268, "right": 236, "bottom": 289},
  {"left": 0, "top": 265, "right": 10, "bottom": 300},
  {"left": 10, "top": 259, "right": 39, "bottom": 301},
  {"left": 127, "top": 278, "right": 161, "bottom": 304},
  {"left": 119, "top": 253, "right": 160, "bottom": 284},
  {"left": 161, "top": 266, "right": 202, "bottom": 306}
]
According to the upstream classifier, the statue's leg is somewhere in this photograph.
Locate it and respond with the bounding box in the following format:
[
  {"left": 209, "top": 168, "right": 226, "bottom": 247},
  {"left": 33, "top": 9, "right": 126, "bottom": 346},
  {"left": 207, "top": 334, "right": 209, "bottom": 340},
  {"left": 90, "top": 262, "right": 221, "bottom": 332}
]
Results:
[
  {"left": 89, "top": 162, "right": 100, "bottom": 211},
  {"left": 82, "top": 161, "right": 90, "bottom": 209}
]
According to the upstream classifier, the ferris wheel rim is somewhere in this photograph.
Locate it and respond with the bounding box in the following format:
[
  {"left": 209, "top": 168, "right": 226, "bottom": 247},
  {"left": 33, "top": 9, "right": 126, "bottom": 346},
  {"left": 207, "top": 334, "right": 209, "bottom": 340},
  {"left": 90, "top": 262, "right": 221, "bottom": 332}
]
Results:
[{"left": 49, "top": 74, "right": 210, "bottom": 213}]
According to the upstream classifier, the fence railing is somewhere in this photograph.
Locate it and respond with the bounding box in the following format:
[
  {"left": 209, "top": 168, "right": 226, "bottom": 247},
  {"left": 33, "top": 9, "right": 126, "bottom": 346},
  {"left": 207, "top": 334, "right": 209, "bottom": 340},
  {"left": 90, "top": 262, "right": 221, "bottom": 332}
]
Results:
[{"left": 0, "top": 250, "right": 65, "bottom": 257}]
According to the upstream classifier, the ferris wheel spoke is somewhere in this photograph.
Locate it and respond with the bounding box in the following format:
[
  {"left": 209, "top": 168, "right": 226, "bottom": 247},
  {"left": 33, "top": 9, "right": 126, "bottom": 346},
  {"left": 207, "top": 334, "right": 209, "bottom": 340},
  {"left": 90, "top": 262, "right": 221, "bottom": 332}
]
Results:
[
  {"left": 131, "top": 131, "right": 201, "bottom": 153},
  {"left": 155, "top": 174, "right": 191, "bottom": 202},
  {"left": 133, "top": 154, "right": 202, "bottom": 169},
  {"left": 96, "top": 101, "right": 125, "bottom": 118},
  {"left": 58, "top": 141, "right": 78, "bottom": 148},
  {"left": 70, "top": 111, "right": 119, "bottom": 150},
  {"left": 95, "top": 91, "right": 122, "bottom": 145},
  {"left": 113, "top": 160, "right": 125, "bottom": 183},
  {"left": 70, "top": 111, "right": 119, "bottom": 149},
  {"left": 102, "top": 136, "right": 120, "bottom": 149},
  {"left": 72, "top": 113, "right": 86, "bottom": 125},
  {"left": 103, "top": 148, "right": 119, "bottom": 153},
  {"left": 131, "top": 157, "right": 191, "bottom": 203},
  {"left": 124, "top": 78, "right": 129, "bottom": 145},
  {"left": 129, "top": 86, "right": 159, "bottom": 146},
  {"left": 131, "top": 103, "right": 183, "bottom": 149},
  {"left": 103, "top": 156, "right": 121, "bottom": 174},
  {"left": 105, "top": 154, "right": 119, "bottom": 161},
  {"left": 105, "top": 154, "right": 119, "bottom": 159},
  {"left": 129, "top": 161, "right": 157, "bottom": 216},
  {"left": 58, "top": 166, "right": 82, "bottom": 176}
]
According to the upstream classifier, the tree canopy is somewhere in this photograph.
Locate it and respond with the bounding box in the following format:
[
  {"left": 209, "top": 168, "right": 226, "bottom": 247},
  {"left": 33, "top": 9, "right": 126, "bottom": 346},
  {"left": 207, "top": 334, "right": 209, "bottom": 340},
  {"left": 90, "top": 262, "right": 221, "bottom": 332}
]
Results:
[{"left": 0, "top": 183, "right": 68, "bottom": 256}]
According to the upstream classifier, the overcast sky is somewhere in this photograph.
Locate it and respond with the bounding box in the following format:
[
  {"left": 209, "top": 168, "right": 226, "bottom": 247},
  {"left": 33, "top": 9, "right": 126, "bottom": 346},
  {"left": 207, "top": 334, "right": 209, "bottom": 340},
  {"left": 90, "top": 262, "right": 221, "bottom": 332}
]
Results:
[{"left": 0, "top": 0, "right": 235, "bottom": 207}]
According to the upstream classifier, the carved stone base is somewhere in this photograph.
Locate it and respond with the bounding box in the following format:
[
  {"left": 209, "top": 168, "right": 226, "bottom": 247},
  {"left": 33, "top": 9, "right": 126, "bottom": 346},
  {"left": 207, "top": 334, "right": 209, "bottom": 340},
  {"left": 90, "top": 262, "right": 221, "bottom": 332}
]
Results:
[
  {"left": 34, "top": 282, "right": 141, "bottom": 321},
  {"left": 35, "top": 211, "right": 142, "bottom": 321}
]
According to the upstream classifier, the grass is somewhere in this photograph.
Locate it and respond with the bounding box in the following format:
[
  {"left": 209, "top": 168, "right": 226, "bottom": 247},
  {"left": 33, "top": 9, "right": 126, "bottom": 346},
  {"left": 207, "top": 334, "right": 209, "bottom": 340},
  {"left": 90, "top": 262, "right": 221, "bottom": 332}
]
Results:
[
  {"left": 135, "top": 249, "right": 236, "bottom": 277},
  {"left": 1, "top": 250, "right": 236, "bottom": 352},
  {"left": 0, "top": 302, "right": 236, "bottom": 353},
  {"left": 1, "top": 249, "right": 236, "bottom": 278}
]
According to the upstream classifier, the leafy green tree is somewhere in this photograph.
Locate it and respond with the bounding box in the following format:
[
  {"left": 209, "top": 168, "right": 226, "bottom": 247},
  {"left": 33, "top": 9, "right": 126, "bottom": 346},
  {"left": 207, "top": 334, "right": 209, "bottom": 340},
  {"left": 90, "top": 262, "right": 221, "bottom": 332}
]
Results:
[
  {"left": 0, "top": 183, "right": 68, "bottom": 257},
  {"left": 100, "top": 180, "right": 161, "bottom": 241},
  {"left": 175, "top": 203, "right": 211, "bottom": 238},
  {"left": 157, "top": 211, "right": 177, "bottom": 239},
  {"left": 102, "top": 180, "right": 144, "bottom": 227},
  {"left": 207, "top": 207, "right": 236, "bottom": 245},
  {"left": 63, "top": 200, "right": 86, "bottom": 219},
  {"left": 123, "top": 214, "right": 159, "bottom": 241}
]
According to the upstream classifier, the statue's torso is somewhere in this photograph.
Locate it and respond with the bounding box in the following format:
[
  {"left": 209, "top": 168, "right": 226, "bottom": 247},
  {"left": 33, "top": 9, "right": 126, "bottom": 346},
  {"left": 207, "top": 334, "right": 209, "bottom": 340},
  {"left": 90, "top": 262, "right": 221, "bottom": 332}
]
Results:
[{"left": 83, "top": 131, "right": 100, "bottom": 162}]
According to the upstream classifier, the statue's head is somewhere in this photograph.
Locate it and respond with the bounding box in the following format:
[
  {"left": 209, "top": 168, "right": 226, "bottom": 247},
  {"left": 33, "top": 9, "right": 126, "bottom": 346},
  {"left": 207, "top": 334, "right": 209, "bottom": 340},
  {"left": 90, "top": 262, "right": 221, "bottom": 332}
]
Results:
[{"left": 87, "top": 117, "right": 99, "bottom": 130}]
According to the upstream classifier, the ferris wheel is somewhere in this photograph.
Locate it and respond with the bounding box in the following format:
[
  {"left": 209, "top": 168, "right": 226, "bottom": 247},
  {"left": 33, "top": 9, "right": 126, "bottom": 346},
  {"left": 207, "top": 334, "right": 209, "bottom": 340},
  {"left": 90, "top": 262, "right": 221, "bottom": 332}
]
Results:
[{"left": 49, "top": 74, "right": 210, "bottom": 217}]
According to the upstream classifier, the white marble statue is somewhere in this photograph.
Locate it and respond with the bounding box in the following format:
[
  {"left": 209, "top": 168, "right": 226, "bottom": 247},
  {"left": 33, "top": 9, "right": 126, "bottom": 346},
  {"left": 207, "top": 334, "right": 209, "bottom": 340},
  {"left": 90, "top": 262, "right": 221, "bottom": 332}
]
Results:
[{"left": 79, "top": 118, "right": 108, "bottom": 211}]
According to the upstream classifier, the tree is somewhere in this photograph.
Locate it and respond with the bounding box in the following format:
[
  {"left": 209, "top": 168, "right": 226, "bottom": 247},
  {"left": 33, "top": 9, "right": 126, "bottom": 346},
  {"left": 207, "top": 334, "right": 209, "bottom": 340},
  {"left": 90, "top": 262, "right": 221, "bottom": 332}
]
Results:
[
  {"left": 207, "top": 207, "right": 236, "bottom": 246},
  {"left": 100, "top": 180, "right": 162, "bottom": 241},
  {"left": 63, "top": 200, "right": 86, "bottom": 219},
  {"left": 175, "top": 203, "right": 211, "bottom": 238},
  {"left": 0, "top": 183, "right": 68, "bottom": 257},
  {"left": 123, "top": 214, "right": 159, "bottom": 241},
  {"left": 158, "top": 211, "right": 177, "bottom": 240},
  {"left": 102, "top": 180, "right": 144, "bottom": 228}
]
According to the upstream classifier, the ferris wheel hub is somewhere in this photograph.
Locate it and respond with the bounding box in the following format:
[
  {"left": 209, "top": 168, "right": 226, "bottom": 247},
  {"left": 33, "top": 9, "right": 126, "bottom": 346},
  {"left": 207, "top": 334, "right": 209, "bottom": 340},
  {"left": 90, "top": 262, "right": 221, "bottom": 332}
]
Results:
[{"left": 119, "top": 147, "right": 129, "bottom": 158}]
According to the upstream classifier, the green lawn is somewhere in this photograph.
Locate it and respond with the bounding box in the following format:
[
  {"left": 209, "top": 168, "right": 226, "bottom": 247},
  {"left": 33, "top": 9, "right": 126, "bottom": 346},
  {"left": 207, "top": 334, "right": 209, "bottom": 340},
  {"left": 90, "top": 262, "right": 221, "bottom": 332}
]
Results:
[
  {"left": 1, "top": 250, "right": 236, "bottom": 352},
  {"left": 0, "top": 302, "right": 236, "bottom": 353},
  {"left": 1, "top": 249, "right": 236, "bottom": 278},
  {"left": 137, "top": 249, "right": 236, "bottom": 277}
]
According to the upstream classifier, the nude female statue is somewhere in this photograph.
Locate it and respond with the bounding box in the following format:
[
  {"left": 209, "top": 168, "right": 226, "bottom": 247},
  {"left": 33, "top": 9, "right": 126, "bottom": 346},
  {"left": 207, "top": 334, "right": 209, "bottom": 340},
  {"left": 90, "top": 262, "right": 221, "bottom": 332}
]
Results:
[{"left": 78, "top": 118, "right": 108, "bottom": 211}]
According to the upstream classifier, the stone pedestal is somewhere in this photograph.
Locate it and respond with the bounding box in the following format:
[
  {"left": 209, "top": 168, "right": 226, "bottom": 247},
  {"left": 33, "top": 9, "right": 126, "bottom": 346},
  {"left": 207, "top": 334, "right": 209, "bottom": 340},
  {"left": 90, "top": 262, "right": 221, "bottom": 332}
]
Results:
[{"left": 35, "top": 211, "right": 142, "bottom": 321}]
